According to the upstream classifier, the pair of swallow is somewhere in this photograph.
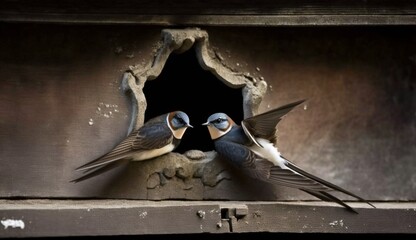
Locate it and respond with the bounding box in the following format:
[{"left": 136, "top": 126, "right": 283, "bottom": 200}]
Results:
[{"left": 73, "top": 100, "right": 374, "bottom": 213}]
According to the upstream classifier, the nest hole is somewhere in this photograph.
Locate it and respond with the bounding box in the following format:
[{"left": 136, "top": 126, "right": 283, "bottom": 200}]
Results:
[{"left": 143, "top": 47, "right": 244, "bottom": 153}]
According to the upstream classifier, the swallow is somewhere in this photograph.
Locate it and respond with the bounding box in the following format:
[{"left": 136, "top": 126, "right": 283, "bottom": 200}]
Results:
[
  {"left": 71, "top": 111, "right": 192, "bottom": 183},
  {"left": 203, "top": 100, "right": 375, "bottom": 213}
]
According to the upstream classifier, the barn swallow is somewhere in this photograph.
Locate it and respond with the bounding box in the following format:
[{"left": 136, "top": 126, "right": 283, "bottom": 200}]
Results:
[
  {"left": 203, "top": 100, "right": 375, "bottom": 213},
  {"left": 71, "top": 111, "right": 192, "bottom": 183}
]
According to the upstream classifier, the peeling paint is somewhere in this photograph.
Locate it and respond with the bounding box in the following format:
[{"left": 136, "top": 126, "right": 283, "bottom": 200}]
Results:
[
  {"left": 139, "top": 211, "right": 148, "bottom": 219},
  {"left": 209, "top": 209, "right": 216, "bottom": 213},
  {"left": 96, "top": 102, "right": 120, "bottom": 119},
  {"left": 1, "top": 219, "right": 25, "bottom": 230},
  {"left": 329, "top": 219, "right": 347, "bottom": 229},
  {"left": 197, "top": 210, "right": 206, "bottom": 219}
]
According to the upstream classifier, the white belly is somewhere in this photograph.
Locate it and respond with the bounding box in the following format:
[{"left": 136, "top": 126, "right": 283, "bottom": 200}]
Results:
[
  {"left": 131, "top": 143, "right": 175, "bottom": 161},
  {"left": 248, "top": 138, "right": 288, "bottom": 169}
]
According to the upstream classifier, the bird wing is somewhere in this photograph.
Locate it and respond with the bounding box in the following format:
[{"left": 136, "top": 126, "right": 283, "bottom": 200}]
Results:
[
  {"left": 215, "top": 140, "right": 331, "bottom": 190},
  {"left": 75, "top": 122, "right": 173, "bottom": 171},
  {"left": 132, "top": 121, "right": 174, "bottom": 150},
  {"left": 214, "top": 140, "right": 273, "bottom": 181},
  {"left": 241, "top": 99, "right": 305, "bottom": 144},
  {"left": 215, "top": 139, "right": 373, "bottom": 212}
]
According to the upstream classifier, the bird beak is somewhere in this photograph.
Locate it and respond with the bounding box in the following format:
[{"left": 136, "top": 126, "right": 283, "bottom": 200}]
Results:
[
  {"left": 187, "top": 124, "right": 193, "bottom": 128},
  {"left": 202, "top": 122, "right": 209, "bottom": 126}
]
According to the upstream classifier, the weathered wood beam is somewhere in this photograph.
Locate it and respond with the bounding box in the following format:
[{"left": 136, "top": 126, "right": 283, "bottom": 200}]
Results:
[
  {"left": 1, "top": 14, "right": 416, "bottom": 26},
  {"left": 1, "top": 0, "right": 416, "bottom": 26},
  {"left": 0, "top": 200, "right": 415, "bottom": 237}
]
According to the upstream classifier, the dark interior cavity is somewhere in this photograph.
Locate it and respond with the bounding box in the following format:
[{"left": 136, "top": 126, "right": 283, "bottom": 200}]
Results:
[{"left": 143, "top": 48, "right": 244, "bottom": 152}]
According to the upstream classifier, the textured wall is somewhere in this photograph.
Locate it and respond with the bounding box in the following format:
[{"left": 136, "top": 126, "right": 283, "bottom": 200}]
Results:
[{"left": 0, "top": 24, "right": 414, "bottom": 201}]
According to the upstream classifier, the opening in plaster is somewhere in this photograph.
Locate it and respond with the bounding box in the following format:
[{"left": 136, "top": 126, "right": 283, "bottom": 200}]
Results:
[
  {"left": 144, "top": 48, "right": 244, "bottom": 152},
  {"left": 122, "top": 28, "right": 267, "bottom": 154}
]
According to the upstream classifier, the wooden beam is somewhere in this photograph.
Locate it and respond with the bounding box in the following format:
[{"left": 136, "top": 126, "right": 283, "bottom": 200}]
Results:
[
  {"left": 1, "top": 0, "right": 416, "bottom": 15},
  {"left": 1, "top": 14, "right": 416, "bottom": 26},
  {"left": 1, "top": 0, "right": 416, "bottom": 26},
  {"left": 0, "top": 200, "right": 229, "bottom": 237},
  {"left": 0, "top": 200, "right": 415, "bottom": 237}
]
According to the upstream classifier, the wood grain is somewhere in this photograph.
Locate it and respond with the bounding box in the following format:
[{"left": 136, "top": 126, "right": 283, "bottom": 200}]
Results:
[
  {"left": 1, "top": 0, "right": 416, "bottom": 25},
  {"left": 0, "top": 200, "right": 415, "bottom": 237}
]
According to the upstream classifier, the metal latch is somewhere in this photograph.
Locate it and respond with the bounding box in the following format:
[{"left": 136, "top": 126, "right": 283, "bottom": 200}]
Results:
[{"left": 220, "top": 204, "right": 248, "bottom": 232}]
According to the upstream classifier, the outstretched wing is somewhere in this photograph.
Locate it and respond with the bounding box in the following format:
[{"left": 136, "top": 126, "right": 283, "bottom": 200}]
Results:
[
  {"left": 75, "top": 121, "right": 173, "bottom": 172},
  {"left": 241, "top": 99, "right": 305, "bottom": 145}
]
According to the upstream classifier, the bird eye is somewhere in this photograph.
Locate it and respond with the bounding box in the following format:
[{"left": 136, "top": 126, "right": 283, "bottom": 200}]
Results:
[
  {"left": 214, "top": 118, "right": 224, "bottom": 124},
  {"left": 177, "top": 117, "right": 185, "bottom": 124}
]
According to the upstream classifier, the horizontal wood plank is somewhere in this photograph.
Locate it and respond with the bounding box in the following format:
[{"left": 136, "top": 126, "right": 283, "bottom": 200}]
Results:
[
  {"left": 0, "top": 200, "right": 229, "bottom": 237},
  {"left": 0, "top": 200, "right": 415, "bottom": 237},
  {"left": 1, "top": 0, "right": 416, "bottom": 25},
  {"left": 2, "top": 14, "right": 416, "bottom": 26},
  {"left": 1, "top": 0, "right": 416, "bottom": 15}
]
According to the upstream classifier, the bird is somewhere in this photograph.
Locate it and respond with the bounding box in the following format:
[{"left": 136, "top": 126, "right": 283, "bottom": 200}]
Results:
[
  {"left": 202, "top": 100, "right": 375, "bottom": 213},
  {"left": 71, "top": 110, "right": 192, "bottom": 183}
]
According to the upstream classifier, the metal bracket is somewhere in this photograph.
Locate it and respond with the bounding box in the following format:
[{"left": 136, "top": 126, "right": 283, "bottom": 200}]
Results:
[{"left": 220, "top": 204, "right": 249, "bottom": 232}]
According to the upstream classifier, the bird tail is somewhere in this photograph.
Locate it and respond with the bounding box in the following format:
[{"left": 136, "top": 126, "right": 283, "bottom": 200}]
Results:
[
  {"left": 75, "top": 152, "right": 132, "bottom": 172},
  {"left": 284, "top": 160, "right": 376, "bottom": 209},
  {"left": 70, "top": 159, "right": 129, "bottom": 183},
  {"left": 301, "top": 189, "right": 358, "bottom": 213}
]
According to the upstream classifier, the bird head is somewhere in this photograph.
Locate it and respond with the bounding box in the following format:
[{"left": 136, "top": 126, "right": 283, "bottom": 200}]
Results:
[
  {"left": 168, "top": 111, "right": 193, "bottom": 139},
  {"left": 202, "top": 113, "right": 235, "bottom": 140}
]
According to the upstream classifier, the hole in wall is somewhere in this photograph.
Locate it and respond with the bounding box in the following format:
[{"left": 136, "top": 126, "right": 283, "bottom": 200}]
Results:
[
  {"left": 143, "top": 47, "right": 244, "bottom": 153},
  {"left": 220, "top": 208, "right": 229, "bottom": 219}
]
